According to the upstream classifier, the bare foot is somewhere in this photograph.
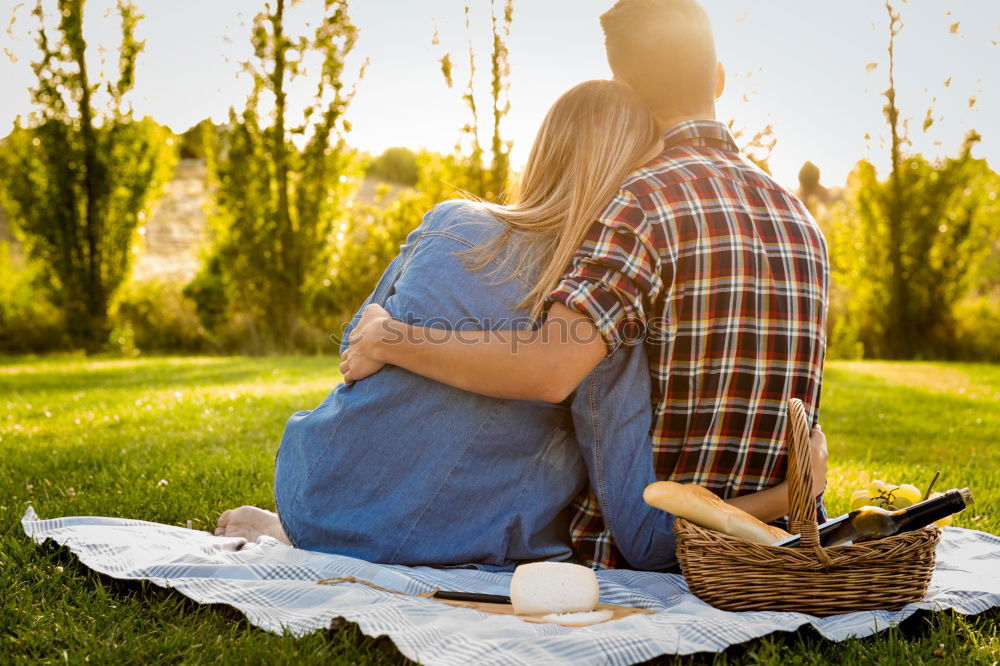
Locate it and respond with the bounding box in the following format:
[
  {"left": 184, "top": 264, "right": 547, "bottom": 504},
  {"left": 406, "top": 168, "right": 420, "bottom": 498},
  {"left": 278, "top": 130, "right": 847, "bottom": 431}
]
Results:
[{"left": 214, "top": 505, "right": 291, "bottom": 545}]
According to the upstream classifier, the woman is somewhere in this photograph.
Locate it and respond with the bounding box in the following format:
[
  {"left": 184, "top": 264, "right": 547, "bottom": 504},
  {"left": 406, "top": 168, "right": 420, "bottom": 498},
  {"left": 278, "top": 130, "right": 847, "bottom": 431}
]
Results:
[{"left": 215, "top": 80, "right": 821, "bottom": 570}]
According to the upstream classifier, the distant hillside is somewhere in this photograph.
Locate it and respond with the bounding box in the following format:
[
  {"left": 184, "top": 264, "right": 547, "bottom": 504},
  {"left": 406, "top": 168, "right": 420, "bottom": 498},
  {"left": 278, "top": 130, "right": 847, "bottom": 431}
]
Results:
[
  {"left": 1, "top": 163, "right": 403, "bottom": 285},
  {"left": 133, "top": 158, "right": 209, "bottom": 283}
]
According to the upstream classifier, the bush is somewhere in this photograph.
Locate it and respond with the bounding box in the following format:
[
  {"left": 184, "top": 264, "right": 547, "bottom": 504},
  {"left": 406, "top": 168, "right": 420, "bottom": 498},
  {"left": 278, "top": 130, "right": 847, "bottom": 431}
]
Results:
[
  {"left": 0, "top": 242, "right": 67, "bottom": 353},
  {"left": 318, "top": 188, "right": 431, "bottom": 333},
  {"left": 112, "top": 279, "right": 209, "bottom": 354},
  {"left": 183, "top": 253, "right": 229, "bottom": 334},
  {"left": 943, "top": 296, "right": 1000, "bottom": 362}
]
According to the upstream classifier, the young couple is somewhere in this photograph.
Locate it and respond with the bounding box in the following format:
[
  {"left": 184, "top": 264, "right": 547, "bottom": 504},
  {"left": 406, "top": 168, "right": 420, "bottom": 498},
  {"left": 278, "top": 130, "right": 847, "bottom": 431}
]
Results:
[{"left": 216, "top": 0, "right": 830, "bottom": 572}]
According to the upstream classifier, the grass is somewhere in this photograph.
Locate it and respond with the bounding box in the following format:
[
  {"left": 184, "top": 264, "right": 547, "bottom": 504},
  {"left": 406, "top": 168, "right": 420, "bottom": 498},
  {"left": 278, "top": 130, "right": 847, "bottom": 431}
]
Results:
[{"left": 1, "top": 355, "right": 998, "bottom": 664}]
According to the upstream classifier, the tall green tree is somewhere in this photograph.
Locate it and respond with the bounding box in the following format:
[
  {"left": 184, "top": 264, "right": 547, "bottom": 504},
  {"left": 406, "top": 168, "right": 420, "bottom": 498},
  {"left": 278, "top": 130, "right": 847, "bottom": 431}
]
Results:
[
  {"left": 826, "top": 1, "right": 999, "bottom": 359},
  {"left": 189, "top": 0, "right": 361, "bottom": 348},
  {"left": 0, "top": 0, "right": 174, "bottom": 351},
  {"left": 314, "top": 1, "right": 516, "bottom": 333},
  {"left": 422, "top": 0, "right": 513, "bottom": 203}
]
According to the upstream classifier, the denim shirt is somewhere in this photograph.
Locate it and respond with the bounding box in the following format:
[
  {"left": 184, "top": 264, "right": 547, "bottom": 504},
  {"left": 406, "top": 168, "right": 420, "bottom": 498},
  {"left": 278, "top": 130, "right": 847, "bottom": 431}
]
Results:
[
  {"left": 274, "top": 200, "right": 586, "bottom": 570},
  {"left": 274, "top": 199, "right": 683, "bottom": 571}
]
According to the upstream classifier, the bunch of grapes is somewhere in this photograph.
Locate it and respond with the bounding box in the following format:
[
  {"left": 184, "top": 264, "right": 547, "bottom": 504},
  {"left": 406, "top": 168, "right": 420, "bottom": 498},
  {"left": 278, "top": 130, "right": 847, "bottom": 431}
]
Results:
[{"left": 849, "top": 479, "right": 953, "bottom": 527}]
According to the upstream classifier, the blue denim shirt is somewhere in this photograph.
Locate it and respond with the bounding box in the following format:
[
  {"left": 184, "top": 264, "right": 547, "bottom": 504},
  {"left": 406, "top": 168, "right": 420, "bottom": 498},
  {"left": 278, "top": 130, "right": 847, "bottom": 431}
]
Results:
[
  {"left": 274, "top": 200, "right": 679, "bottom": 571},
  {"left": 275, "top": 201, "right": 586, "bottom": 570}
]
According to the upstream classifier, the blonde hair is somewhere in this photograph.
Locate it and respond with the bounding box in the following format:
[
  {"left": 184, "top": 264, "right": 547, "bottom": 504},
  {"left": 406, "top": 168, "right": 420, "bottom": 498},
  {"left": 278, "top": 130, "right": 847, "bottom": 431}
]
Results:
[{"left": 467, "top": 79, "right": 662, "bottom": 320}]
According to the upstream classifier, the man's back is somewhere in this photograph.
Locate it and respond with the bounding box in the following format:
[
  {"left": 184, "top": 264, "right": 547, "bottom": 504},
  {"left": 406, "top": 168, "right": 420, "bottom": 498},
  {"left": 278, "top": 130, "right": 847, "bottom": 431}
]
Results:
[{"left": 550, "top": 119, "right": 828, "bottom": 567}]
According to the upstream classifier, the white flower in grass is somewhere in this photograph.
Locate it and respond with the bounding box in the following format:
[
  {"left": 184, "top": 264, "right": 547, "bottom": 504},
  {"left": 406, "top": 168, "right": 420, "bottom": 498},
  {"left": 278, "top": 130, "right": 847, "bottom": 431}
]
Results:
[{"left": 157, "top": 479, "right": 168, "bottom": 488}]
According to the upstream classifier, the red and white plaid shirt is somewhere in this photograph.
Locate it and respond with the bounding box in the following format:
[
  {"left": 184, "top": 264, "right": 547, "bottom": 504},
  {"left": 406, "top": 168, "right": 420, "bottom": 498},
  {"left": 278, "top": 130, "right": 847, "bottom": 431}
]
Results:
[{"left": 549, "top": 120, "right": 829, "bottom": 569}]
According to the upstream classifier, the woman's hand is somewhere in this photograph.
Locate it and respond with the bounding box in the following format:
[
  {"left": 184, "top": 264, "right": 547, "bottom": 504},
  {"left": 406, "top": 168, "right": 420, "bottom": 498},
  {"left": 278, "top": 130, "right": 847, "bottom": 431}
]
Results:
[
  {"left": 809, "top": 424, "right": 828, "bottom": 497},
  {"left": 340, "top": 303, "right": 394, "bottom": 382}
]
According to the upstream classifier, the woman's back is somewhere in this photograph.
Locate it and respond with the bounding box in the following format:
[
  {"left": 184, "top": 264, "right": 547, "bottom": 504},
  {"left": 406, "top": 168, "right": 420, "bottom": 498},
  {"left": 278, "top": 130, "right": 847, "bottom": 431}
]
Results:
[{"left": 274, "top": 200, "right": 586, "bottom": 570}]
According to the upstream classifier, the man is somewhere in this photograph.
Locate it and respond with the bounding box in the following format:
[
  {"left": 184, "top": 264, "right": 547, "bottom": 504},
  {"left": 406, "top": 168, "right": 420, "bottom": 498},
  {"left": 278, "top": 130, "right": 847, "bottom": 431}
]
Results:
[{"left": 343, "top": 0, "right": 829, "bottom": 569}]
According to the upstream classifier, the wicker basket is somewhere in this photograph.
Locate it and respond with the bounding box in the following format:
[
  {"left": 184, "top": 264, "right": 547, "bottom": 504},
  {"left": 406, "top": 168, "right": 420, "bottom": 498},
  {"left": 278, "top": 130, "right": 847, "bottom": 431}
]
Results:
[{"left": 674, "top": 398, "right": 941, "bottom": 616}]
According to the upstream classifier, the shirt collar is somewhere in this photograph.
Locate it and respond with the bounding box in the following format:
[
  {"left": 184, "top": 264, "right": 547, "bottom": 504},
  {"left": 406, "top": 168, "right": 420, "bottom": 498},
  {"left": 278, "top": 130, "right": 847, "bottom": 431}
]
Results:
[{"left": 661, "top": 119, "right": 739, "bottom": 152}]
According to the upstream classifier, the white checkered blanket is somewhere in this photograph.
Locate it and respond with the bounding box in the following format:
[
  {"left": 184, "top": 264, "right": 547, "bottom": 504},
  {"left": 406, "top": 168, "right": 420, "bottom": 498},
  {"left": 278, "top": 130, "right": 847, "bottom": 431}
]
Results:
[{"left": 21, "top": 507, "right": 1000, "bottom": 665}]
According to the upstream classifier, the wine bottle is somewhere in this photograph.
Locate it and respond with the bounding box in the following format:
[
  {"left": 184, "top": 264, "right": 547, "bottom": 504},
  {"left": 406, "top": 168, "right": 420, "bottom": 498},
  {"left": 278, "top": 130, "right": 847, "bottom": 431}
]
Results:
[{"left": 773, "top": 487, "right": 973, "bottom": 548}]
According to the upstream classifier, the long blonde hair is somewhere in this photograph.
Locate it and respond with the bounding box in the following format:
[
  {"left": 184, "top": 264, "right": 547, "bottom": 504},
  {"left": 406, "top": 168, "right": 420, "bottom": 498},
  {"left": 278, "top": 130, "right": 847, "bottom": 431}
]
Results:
[{"left": 467, "top": 79, "right": 662, "bottom": 320}]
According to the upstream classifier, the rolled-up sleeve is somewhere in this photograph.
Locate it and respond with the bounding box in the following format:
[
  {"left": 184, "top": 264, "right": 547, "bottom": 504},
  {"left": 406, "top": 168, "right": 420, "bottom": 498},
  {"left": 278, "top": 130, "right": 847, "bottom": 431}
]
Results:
[{"left": 547, "top": 189, "right": 663, "bottom": 353}]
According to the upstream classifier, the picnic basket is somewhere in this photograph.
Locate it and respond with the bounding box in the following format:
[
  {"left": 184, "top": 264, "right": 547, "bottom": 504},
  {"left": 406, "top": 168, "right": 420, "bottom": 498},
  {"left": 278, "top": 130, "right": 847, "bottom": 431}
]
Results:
[{"left": 673, "top": 398, "right": 941, "bottom": 616}]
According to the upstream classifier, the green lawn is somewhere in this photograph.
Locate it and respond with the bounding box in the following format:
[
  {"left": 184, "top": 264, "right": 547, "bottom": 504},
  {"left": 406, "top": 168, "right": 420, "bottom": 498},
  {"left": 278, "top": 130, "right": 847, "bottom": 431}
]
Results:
[{"left": 1, "top": 356, "right": 998, "bottom": 664}]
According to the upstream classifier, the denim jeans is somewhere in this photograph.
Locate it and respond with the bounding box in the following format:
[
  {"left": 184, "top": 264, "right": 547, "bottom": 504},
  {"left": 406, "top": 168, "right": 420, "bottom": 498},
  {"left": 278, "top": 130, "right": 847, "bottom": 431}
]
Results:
[{"left": 570, "top": 342, "right": 679, "bottom": 570}]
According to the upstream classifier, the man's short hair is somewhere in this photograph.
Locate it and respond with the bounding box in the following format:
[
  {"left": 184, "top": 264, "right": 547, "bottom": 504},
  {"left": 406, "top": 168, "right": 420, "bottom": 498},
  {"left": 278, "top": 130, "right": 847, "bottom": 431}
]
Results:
[{"left": 601, "top": 0, "right": 717, "bottom": 117}]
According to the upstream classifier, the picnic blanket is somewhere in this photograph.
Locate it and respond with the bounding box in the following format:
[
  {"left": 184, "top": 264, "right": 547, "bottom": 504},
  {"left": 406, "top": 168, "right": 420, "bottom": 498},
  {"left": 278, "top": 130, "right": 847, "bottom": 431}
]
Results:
[{"left": 21, "top": 507, "right": 1000, "bottom": 665}]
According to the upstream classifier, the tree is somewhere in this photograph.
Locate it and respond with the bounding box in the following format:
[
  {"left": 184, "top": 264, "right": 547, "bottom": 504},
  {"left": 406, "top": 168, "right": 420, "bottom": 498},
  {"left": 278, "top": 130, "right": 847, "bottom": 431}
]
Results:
[
  {"left": 307, "top": 0, "right": 518, "bottom": 335},
  {"left": 367, "top": 147, "right": 419, "bottom": 186},
  {"left": 177, "top": 118, "right": 220, "bottom": 161},
  {"left": 0, "top": 0, "right": 175, "bottom": 351},
  {"left": 826, "top": 1, "right": 999, "bottom": 359},
  {"left": 188, "top": 0, "right": 362, "bottom": 349},
  {"left": 421, "top": 0, "right": 513, "bottom": 203}
]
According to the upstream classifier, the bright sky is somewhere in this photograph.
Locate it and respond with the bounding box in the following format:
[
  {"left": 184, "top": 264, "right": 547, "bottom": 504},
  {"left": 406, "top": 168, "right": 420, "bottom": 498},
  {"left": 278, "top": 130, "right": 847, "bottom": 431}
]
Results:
[{"left": 1, "top": 0, "right": 998, "bottom": 189}]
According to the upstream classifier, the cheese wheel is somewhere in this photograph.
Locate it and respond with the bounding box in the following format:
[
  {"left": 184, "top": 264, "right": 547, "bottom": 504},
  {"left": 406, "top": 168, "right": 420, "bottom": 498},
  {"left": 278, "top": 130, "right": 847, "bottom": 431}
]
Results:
[
  {"left": 643, "top": 481, "right": 792, "bottom": 545},
  {"left": 509, "top": 562, "right": 600, "bottom": 615}
]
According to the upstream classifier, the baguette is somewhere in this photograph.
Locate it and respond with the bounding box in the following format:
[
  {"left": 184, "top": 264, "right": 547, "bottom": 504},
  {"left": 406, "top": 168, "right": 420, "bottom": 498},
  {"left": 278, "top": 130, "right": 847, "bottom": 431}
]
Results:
[{"left": 643, "top": 481, "right": 792, "bottom": 544}]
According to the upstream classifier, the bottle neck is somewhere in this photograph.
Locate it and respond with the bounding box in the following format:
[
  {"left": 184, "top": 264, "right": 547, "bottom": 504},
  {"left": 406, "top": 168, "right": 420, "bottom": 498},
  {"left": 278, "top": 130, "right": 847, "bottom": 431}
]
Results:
[{"left": 893, "top": 489, "right": 968, "bottom": 531}]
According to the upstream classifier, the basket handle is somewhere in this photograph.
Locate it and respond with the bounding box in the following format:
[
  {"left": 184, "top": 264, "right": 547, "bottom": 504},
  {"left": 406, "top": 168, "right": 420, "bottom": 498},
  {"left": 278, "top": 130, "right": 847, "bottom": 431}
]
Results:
[{"left": 785, "top": 398, "right": 834, "bottom": 568}]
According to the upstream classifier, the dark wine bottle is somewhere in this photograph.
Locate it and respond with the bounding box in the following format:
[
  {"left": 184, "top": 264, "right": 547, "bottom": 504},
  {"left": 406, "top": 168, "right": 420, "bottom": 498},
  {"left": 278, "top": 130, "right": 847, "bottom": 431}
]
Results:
[{"left": 773, "top": 487, "right": 973, "bottom": 548}]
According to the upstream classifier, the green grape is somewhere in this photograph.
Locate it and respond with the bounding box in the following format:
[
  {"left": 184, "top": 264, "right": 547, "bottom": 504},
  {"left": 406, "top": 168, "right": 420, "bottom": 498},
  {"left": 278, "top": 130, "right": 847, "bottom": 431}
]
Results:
[
  {"left": 868, "top": 479, "right": 887, "bottom": 496},
  {"left": 894, "top": 483, "right": 923, "bottom": 508},
  {"left": 850, "top": 489, "right": 871, "bottom": 511}
]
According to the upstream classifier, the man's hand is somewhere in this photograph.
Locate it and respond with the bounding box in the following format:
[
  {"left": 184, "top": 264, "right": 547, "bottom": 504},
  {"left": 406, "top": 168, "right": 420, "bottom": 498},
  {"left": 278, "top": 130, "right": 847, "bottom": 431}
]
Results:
[
  {"left": 337, "top": 301, "right": 604, "bottom": 401},
  {"left": 340, "top": 303, "right": 393, "bottom": 382},
  {"left": 809, "top": 424, "right": 828, "bottom": 497},
  {"left": 730, "top": 423, "right": 828, "bottom": 522}
]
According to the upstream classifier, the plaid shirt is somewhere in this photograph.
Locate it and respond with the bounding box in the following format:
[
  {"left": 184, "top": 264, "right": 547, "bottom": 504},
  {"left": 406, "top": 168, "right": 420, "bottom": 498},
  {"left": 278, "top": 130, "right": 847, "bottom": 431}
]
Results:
[{"left": 549, "top": 120, "right": 829, "bottom": 569}]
